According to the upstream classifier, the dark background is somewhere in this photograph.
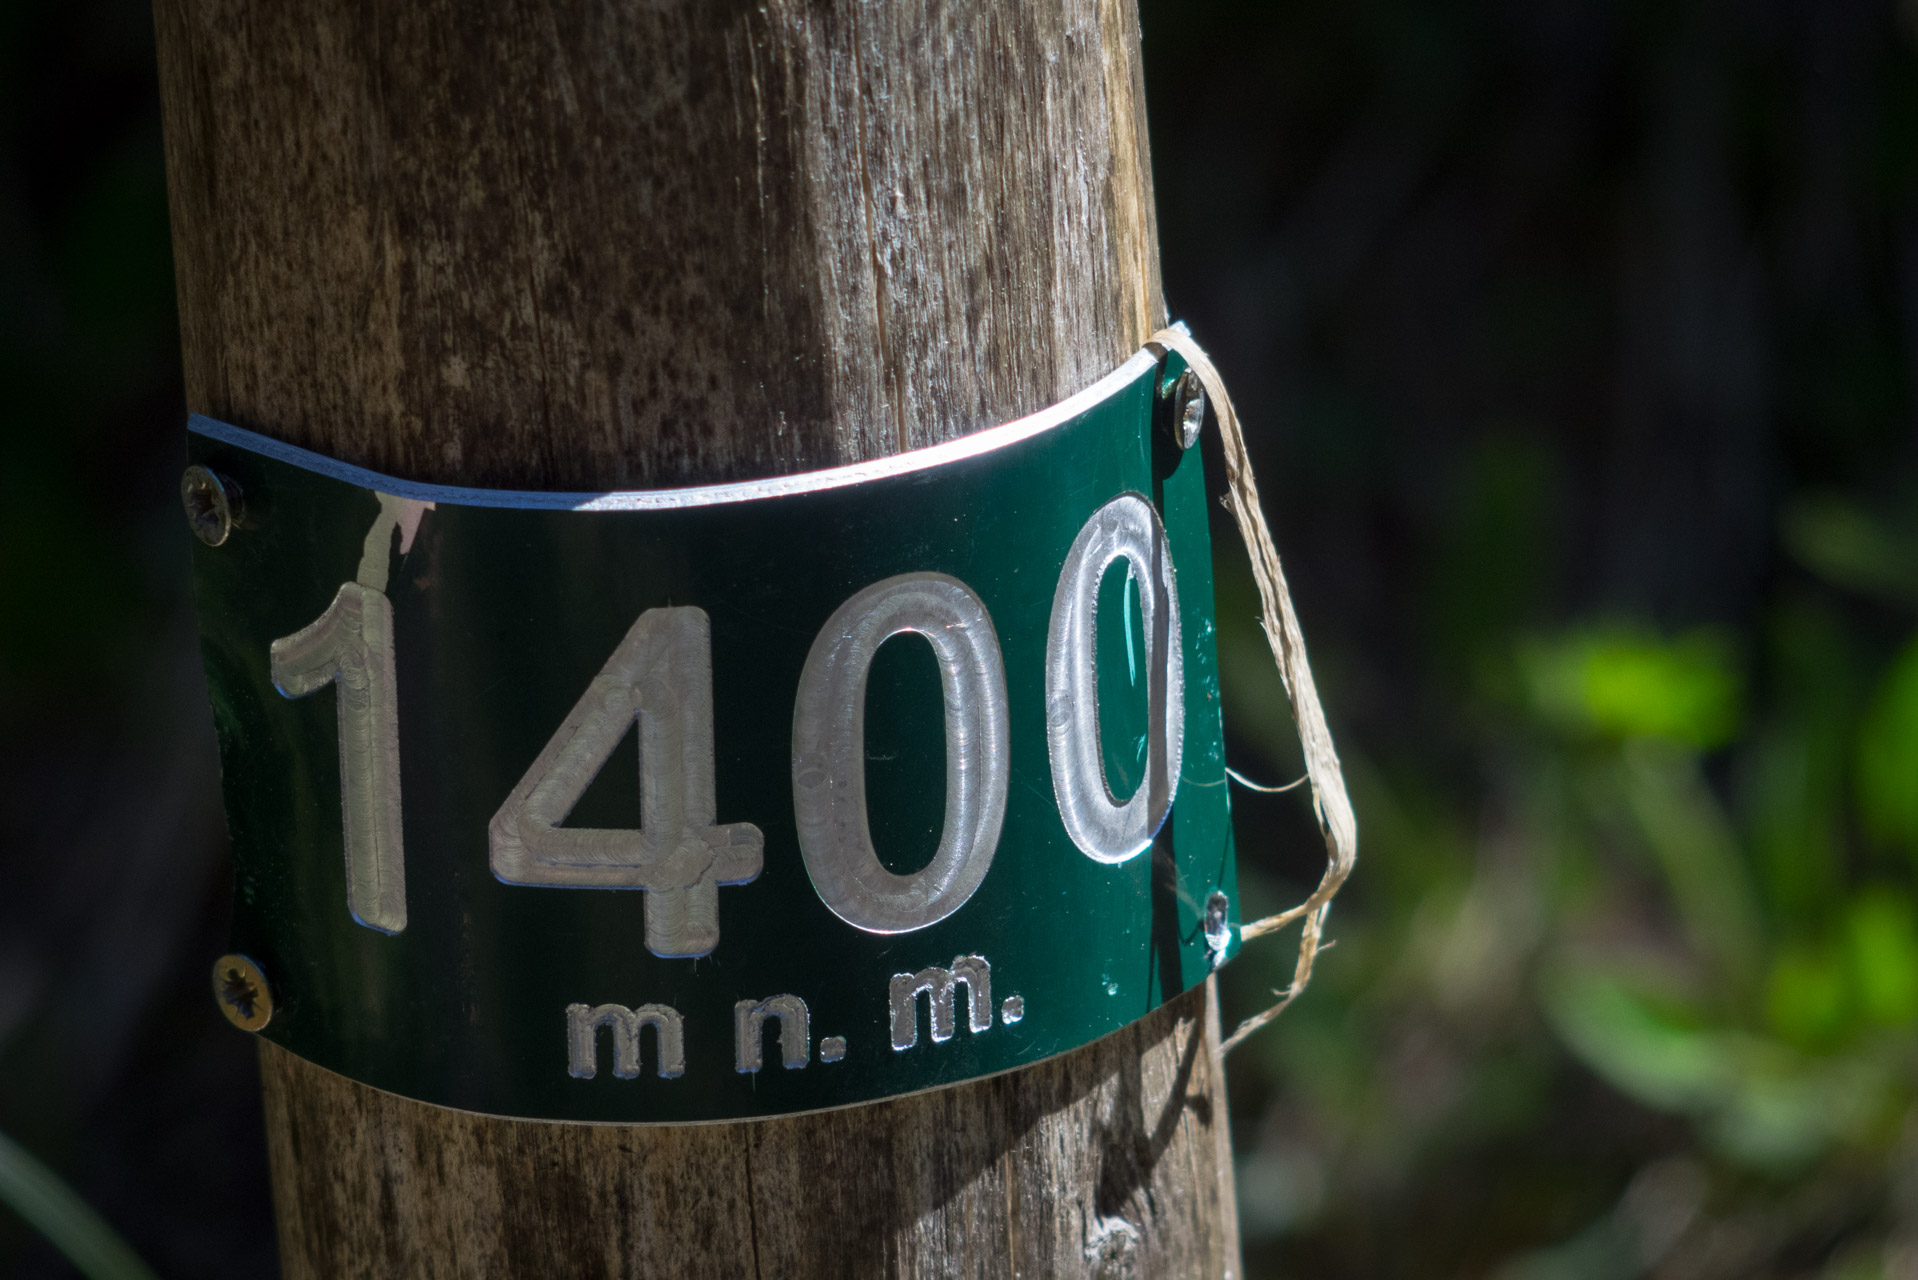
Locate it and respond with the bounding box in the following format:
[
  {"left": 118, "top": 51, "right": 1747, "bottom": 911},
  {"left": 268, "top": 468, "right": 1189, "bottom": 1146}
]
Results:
[{"left": 5, "top": 0, "right": 1917, "bottom": 1276}]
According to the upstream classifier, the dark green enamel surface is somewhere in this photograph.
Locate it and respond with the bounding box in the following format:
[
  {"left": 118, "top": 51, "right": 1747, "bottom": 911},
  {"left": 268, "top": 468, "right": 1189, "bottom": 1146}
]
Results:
[{"left": 188, "top": 354, "right": 1239, "bottom": 1122}]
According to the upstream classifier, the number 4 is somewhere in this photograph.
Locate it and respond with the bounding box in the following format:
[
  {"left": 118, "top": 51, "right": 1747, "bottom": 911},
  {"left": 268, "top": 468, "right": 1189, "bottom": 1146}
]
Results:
[{"left": 489, "top": 607, "right": 764, "bottom": 958}]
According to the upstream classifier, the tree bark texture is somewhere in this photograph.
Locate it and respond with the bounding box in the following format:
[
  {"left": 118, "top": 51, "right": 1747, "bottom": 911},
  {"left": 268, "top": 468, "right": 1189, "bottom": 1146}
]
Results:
[
  {"left": 256, "top": 990, "right": 1234, "bottom": 1278},
  {"left": 154, "top": 0, "right": 1239, "bottom": 1275}
]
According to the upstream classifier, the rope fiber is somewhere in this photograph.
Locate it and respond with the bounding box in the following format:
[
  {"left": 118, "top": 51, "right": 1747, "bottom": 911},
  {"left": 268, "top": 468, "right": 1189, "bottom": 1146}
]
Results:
[{"left": 1147, "top": 328, "right": 1360, "bottom": 1054}]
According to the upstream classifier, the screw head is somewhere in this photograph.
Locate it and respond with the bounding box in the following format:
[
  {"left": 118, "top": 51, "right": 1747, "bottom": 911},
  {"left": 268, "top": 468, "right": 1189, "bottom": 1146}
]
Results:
[
  {"left": 212, "top": 954, "right": 273, "bottom": 1032},
  {"left": 1204, "top": 890, "right": 1231, "bottom": 967},
  {"left": 181, "top": 465, "right": 238, "bottom": 546},
  {"left": 1172, "top": 371, "right": 1207, "bottom": 450}
]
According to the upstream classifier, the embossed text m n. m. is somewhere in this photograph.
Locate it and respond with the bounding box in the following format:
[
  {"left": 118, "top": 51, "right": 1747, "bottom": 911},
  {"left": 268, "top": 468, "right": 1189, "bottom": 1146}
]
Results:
[
  {"left": 889, "top": 955, "right": 994, "bottom": 1050},
  {"left": 566, "top": 1002, "right": 686, "bottom": 1080}
]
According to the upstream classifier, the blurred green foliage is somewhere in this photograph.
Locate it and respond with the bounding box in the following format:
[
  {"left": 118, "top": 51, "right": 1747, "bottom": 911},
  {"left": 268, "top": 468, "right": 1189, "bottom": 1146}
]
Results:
[{"left": 1140, "top": 0, "right": 1918, "bottom": 1275}]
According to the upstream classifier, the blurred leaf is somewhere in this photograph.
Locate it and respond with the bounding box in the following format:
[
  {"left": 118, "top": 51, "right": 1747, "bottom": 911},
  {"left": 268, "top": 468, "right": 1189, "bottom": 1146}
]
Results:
[
  {"left": 1546, "top": 968, "right": 1891, "bottom": 1170},
  {"left": 1745, "top": 733, "right": 1846, "bottom": 926},
  {"left": 1618, "top": 743, "right": 1765, "bottom": 991},
  {"left": 1846, "top": 889, "right": 1918, "bottom": 1028},
  {"left": 1858, "top": 634, "right": 1918, "bottom": 858},
  {"left": 1492, "top": 1160, "right": 1704, "bottom": 1280},
  {"left": 1545, "top": 968, "right": 1730, "bottom": 1112},
  {"left": 1493, "top": 1213, "right": 1641, "bottom": 1280},
  {"left": 1524, "top": 629, "right": 1742, "bottom": 750},
  {"left": 1765, "top": 942, "right": 1850, "bottom": 1048},
  {"left": 1707, "top": 1052, "right": 1892, "bottom": 1172},
  {"left": 1743, "top": 596, "right": 1859, "bottom": 927},
  {"left": 1781, "top": 494, "right": 1918, "bottom": 607},
  {"left": 0, "top": 1130, "right": 157, "bottom": 1280}
]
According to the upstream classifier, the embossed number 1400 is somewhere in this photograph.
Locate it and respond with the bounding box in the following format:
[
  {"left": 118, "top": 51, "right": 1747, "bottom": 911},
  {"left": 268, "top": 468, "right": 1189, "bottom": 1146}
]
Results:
[{"left": 273, "top": 493, "right": 1183, "bottom": 958}]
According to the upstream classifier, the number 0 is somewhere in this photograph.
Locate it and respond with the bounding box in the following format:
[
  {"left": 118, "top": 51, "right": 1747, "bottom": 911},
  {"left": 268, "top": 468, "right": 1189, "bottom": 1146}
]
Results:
[
  {"left": 792, "top": 573, "right": 1010, "bottom": 934},
  {"left": 1045, "top": 493, "right": 1185, "bottom": 864}
]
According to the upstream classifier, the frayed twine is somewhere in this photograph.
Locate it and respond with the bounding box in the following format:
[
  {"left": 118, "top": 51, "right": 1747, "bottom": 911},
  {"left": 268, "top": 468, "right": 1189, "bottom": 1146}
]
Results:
[{"left": 1146, "top": 328, "right": 1360, "bottom": 1055}]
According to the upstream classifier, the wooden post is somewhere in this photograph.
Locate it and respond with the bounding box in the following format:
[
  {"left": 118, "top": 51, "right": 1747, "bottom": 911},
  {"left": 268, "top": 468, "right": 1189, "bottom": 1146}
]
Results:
[{"left": 154, "top": 2, "right": 1240, "bottom": 1274}]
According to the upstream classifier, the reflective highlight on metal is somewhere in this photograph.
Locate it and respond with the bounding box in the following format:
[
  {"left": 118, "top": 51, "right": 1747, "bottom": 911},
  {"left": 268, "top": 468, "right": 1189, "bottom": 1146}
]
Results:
[
  {"left": 489, "top": 607, "right": 764, "bottom": 958},
  {"left": 1045, "top": 495, "right": 1186, "bottom": 864},
  {"left": 889, "top": 955, "right": 993, "bottom": 1050},
  {"left": 1171, "top": 371, "right": 1207, "bottom": 450},
  {"left": 185, "top": 349, "right": 1162, "bottom": 512},
  {"left": 270, "top": 581, "right": 407, "bottom": 933},
  {"left": 1000, "top": 995, "right": 1025, "bottom": 1024},
  {"left": 793, "top": 574, "right": 1008, "bottom": 935},
  {"left": 1204, "top": 891, "right": 1232, "bottom": 970},
  {"left": 212, "top": 954, "right": 272, "bottom": 1032},
  {"left": 566, "top": 1002, "right": 686, "bottom": 1079},
  {"left": 354, "top": 493, "right": 433, "bottom": 593},
  {"left": 181, "top": 464, "right": 237, "bottom": 546},
  {"left": 735, "top": 994, "right": 810, "bottom": 1072}
]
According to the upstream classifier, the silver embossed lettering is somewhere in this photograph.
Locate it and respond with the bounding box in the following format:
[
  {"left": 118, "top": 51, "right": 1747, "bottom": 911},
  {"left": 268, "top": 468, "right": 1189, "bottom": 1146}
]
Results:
[
  {"left": 1045, "top": 494, "right": 1185, "bottom": 864},
  {"left": 734, "top": 994, "right": 810, "bottom": 1072},
  {"left": 792, "top": 573, "right": 1009, "bottom": 934},
  {"left": 491, "top": 607, "right": 763, "bottom": 958},
  {"left": 888, "top": 954, "right": 993, "bottom": 1050},
  {"left": 565, "top": 1002, "right": 685, "bottom": 1080},
  {"left": 270, "top": 495, "right": 431, "bottom": 934}
]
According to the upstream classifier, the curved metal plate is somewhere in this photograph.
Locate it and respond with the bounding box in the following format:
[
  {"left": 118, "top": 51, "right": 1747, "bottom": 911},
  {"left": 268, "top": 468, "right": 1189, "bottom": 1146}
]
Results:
[{"left": 186, "top": 349, "right": 1238, "bottom": 1122}]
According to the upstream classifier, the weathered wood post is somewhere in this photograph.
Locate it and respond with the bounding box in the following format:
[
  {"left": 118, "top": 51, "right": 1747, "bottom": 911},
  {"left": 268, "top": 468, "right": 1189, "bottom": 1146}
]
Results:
[{"left": 155, "top": 2, "right": 1240, "bottom": 1274}]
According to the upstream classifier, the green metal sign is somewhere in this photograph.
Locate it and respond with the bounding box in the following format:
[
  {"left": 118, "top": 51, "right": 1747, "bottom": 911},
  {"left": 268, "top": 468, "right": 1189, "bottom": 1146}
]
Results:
[{"left": 187, "top": 345, "right": 1240, "bottom": 1123}]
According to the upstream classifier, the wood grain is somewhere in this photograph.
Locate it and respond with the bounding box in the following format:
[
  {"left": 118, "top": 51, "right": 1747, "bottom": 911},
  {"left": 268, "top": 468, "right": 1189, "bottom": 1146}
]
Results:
[
  {"left": 153, "top": 0, "right": 1164, "bottom": 490},
  {"left": 259, "top": 981, "right": 1236, "bottom": 1279},
  {"left": 154, "top": 0, "right": 1236, "bottom": 1273}
]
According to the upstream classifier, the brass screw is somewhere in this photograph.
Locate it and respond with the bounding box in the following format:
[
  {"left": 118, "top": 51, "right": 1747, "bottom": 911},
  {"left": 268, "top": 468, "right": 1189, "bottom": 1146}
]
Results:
[
  {"left": 212, "top": 954, "right": 273, "bottom": 1032},
  {"left": 181, "top": 464, "right": 238, "bottom": 546}
]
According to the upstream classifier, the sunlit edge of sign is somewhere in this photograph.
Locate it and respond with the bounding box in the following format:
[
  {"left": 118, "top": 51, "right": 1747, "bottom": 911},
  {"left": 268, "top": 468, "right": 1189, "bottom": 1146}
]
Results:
[{"left": 186, "top": 346, "right": 1168, "bottom": 512}]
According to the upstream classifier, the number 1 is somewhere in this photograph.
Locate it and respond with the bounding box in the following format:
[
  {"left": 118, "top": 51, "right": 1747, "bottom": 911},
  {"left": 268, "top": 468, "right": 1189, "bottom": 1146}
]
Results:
[{"left": 271, "top": 581, "right": 407, "bottom": 933}]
